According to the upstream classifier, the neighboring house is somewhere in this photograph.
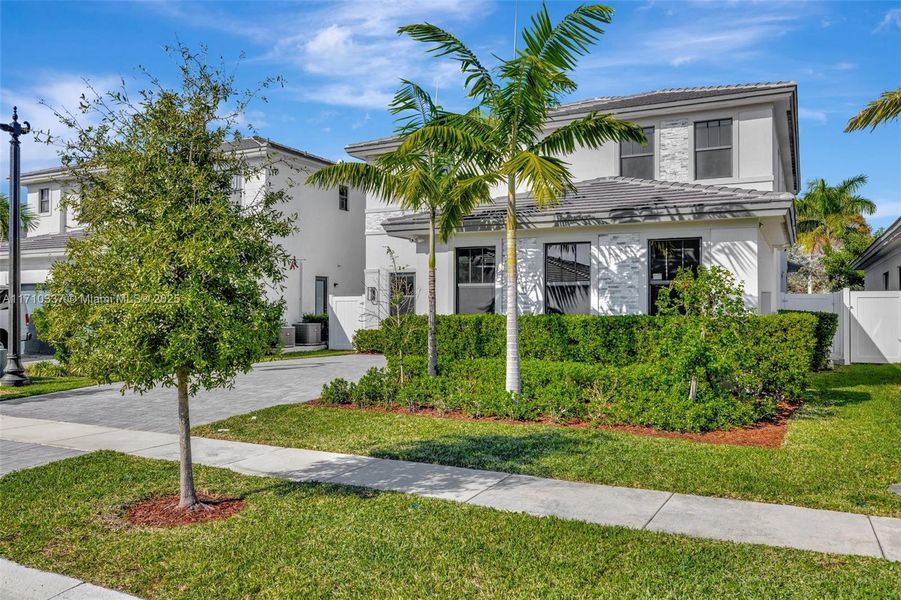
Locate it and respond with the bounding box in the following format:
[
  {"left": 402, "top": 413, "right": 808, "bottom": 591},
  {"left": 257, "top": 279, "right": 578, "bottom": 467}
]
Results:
[
  {"left": 851, "top": 217, "right": 901, "bottom": 291},
  {"left": 348, "top": 82, "right": 799, "bottom": 319},
  {"left": 0, "top": 136, "right": 364, "bottom": 351}
]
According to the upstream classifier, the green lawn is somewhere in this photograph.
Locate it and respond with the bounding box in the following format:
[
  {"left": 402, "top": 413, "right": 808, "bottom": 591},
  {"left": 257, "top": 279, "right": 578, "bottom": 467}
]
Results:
[
  {"left": 197, "top": 364, "right": 901, "bottom": 516},
  {"left": 259, "top": 348, "right": 353, "bottom": 362},
  {"left": 1, "top": 452, "right": 898, "bottom": 599},
  {"left": 0, "top": 376, "right": 97, "bottom": 400}
]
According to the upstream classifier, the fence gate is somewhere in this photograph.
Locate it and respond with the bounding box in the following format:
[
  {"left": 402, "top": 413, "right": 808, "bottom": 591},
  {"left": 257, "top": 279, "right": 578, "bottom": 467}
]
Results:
[
  {"left": 848, "top": 291, "right": 901, "bottom": 363},
  {"left": 328, "top": 295, "right": 364, "bottom": 350}
]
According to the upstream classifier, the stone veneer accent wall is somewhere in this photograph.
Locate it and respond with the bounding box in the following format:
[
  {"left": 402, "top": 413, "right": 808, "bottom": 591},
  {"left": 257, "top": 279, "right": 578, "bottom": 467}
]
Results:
[
  {"left": 596, "top": 233, "right": 644, "bottom": 315},
  {"left": 658, "top": 118, "right": 691, "bottom": 182},
  {"left": 365, "top": 209, "right": 410, "bottom": 234},
  {"left": 498, "top": 237, "right": 543, "bottom": 314}
]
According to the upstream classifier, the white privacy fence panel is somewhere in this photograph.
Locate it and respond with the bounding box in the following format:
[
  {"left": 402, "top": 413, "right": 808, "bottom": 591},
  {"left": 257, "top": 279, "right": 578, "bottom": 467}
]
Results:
[
  {"left": 782, "top": 290, "right": 901, "bottom": 364},
  {"left": 328, "top": 295, "right": 365, "bottom": 350}
]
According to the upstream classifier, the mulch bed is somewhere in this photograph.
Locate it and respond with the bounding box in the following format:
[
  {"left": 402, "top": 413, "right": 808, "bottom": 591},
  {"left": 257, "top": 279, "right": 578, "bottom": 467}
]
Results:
[
  {"left": 310, "top": 400, "right": 799, "bottom": 449},
  {"left": 126, "top": 494, "right": 245, "bottom": 528}
]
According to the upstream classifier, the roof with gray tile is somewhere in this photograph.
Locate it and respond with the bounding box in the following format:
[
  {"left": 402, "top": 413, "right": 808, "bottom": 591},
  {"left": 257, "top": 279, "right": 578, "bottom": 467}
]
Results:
[
  {"left": 850, "top": 216, "right": 901, "bottom": 270},
  {"left": 346, "top": 82, "right": 797, "bottom": 155},
  {"left": 0, "top": 230, "right": 83, "bottom": 255},
  {"left": 382, "top": 176, "right": 796, "bottom": 235},
  {"left": 21, "top": 136, "right": 333, "bottom": 181}
]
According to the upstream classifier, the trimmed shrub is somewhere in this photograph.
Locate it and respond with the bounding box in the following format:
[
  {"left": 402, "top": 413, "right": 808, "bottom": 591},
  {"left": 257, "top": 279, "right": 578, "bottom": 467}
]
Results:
[
  {"left": 321, "top": 378, "right": 353, "bottom": 404},
  {"left": 352, "top": 328, "right": 383, "bottom": 353},
  {"left": 779, "top": 310, "right": 838, "bottom": 371},
  {"left": 351, "top": 367, "right": 396, "bottom": 408},
  {"left": 24, "top": 360, "right": 71, "bottom": 378}
]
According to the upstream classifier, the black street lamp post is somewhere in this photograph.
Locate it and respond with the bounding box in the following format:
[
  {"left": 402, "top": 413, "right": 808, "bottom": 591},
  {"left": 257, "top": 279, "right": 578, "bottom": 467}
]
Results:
[{"left": 1, "top": 107, "right": 32, "bottom": 386}]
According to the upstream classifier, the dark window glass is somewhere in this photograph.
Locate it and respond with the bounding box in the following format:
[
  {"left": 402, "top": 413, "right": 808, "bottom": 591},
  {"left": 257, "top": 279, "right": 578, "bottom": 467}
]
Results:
[
  {"left": 884, "top": 272, "right": 890, "bottom": 291},
  {"left": 648, "top": 238, "right": 701, "bottom": 315},
  {"left": 620, "top": 126, "right": 655, "bottom": 180},
  {"left": 339, "top": 185, "right": 349, "bottom": 211},
  {"left": 695, "top": 119, "right": 732, "bottom": 179},
  {"left": 314, "top": 277, "right": 328, "bottom": 315},
  {"left": 39, "top": 188, "right": 50, "bottom": 213},
  {"left": 456, "top": 247, "right": 495, "bottom": 314},
  {"left": 390, "top": 272, "right": 415, "bottom": 315},
  {"left": 545, "top": 242, "right": 591, "bottom": 314}
]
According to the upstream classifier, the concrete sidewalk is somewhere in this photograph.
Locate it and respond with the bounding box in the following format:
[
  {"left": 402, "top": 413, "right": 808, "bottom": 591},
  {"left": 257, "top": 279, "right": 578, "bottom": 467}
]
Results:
[
  {"left": 1, "top": 414, "right": 899, "bottom": 562},
  {"left": 0, "top": 558, "right": 138, "bottom": 599}
]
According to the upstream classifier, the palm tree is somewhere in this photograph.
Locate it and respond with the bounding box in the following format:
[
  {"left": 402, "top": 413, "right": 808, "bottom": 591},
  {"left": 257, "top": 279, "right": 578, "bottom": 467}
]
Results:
[
  {"left": 0, "top": 192, "right": 38, "bottom": 241},
  {"left": 398, "top": 3, "right": 645, "bottom": 392},
  {"left": 795, "top": 175, "right": 876, "bottom": 293},
  {"left": 845, "top": 85, "right": 901, "bottom": 131},
  {"left": 307, "top": 81, "right": 489, "bottom": 376}
]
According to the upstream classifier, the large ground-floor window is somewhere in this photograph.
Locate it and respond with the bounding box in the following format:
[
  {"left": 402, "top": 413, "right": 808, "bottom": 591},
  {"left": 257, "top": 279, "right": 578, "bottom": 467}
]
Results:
[
  {"left": 545, "top": 242, "right": 591, "bottom": 314},
  {"left": 456, "top": 247, "right": 495, "bottom": 314},
  {"left": 648, "top": 238, "right": 701, "bottom": 315},
  {"left": 389, "top": 272, "right": 416, "bottom": 315}
]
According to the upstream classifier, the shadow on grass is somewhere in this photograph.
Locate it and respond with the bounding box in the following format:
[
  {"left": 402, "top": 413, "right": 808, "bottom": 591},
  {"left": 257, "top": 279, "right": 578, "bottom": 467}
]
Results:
[{"left": 365, "top": 429, "right": 597, "bottom": 473}]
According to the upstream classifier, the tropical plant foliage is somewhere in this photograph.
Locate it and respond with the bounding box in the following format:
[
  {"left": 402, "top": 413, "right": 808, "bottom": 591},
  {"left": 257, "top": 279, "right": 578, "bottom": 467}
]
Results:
[
  {"left": 307, "top": 80, "right": 490, "bottom": 376},
  {"left": 0, "top": 192, "right": 38, "bottom": 241},
  {"left": 37, "top": 45, "right": 292, "bottom": 508},
  {"left": 398, "top": 3, "right": 645, "bottom": 392},
  {"left": 795, "top": 175, "right": 876, "bottom": 254},
  {"left": 845, "top": 85, "right": 901, "bottom": 131}
]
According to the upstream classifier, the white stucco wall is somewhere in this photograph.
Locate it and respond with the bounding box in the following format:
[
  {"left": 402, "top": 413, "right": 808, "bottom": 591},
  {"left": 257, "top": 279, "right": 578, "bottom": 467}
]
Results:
[{"left": 862, "top": 248, "right": 901, "bottom": 291}]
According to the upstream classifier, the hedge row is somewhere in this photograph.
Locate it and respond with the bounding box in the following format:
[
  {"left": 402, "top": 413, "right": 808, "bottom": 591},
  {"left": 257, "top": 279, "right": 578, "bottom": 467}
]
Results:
[
  {"left": 778, "top": 310, "right": 838, "bottom": 371},
  {"left": 323, "top": 358, "right": 778, "bottom": 432}
]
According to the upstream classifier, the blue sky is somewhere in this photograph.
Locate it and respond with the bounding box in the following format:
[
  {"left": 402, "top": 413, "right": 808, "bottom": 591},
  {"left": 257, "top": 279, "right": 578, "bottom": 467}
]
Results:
[{"left": 2, "top": 0, "right": 900, "bottom": 227}]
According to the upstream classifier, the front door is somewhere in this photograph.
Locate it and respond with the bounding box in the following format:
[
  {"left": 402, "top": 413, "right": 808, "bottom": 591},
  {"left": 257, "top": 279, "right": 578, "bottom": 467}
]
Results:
[{"left": 314, "top": 276, "right": 328, "bottom": 316}]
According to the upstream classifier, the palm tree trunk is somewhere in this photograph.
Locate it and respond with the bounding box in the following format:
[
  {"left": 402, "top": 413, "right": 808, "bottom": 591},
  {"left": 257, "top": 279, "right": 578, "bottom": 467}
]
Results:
[
  {"left": 177, "top": 368, "right": 198, "bottom": 509},
  {"left": 427, "top": 210, "right": 438, "bottom": 377},
  {"left": 505, "top": 175, "right": 520, "bottom": 394}
]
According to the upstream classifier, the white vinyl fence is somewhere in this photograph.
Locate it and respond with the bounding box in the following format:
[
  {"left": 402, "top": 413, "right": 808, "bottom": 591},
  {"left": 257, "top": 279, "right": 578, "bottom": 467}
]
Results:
[
  {"left": 782, "top": 289, "right": 901, "bottom": 364},
  {"left": 328, "top": 295, "right": 365, "bottom": 350}
]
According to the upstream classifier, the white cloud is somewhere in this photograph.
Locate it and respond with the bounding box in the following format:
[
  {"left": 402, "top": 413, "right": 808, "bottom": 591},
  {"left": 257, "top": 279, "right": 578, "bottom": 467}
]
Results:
[
  {"left": 798, "top": 107, "right": 828, "bottom": 123},
  {"left": 873, "top": 198, "right": 901, "bottom": 221},
  {"left": 875, "top": 8, "right": 901, "bottom": 32}
]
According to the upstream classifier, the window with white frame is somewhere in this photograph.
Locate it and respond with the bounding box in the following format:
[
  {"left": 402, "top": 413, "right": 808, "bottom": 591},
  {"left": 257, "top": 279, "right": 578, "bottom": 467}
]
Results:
[
  {"left": 545, "top": 242, "right": 591, "bottom": 314},
  {"left": 694, "top": 118, "right": 732, "bottom": 180},
  {"left": 339, "top": 185, "right": 349, "bottom": 211},
  {"left": 231, "top": 174, "right": 243, "bottom": 198},
  {"left": 456, "top": 247, "right": 495, "bottom": 314},
  {"left": 620, "top": 126, "right": 655, "bottom": 179},
  {"left": 38, "top": 188, "right": 51, "bottom": 214}
]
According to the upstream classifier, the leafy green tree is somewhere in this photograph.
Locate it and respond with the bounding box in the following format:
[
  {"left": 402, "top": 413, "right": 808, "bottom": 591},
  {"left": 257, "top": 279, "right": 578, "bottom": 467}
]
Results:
[
  {"left": 0, "top": 192, "right": 38, "bottom": 241},
  {"left": 398, "top": 3, "right": 644, "bottom": 392},
  {"left": 845, "top": 85, "right": 901, "bottom": 131},
  {"left": 821, "top": 227, "right": 875, "bottom": 290},
  {"left": 307, "top": 81, "right": 489, "bottom": 377},
  {"left": 656, "top": 266, "right": 748, "bottom": 402},
  {"left": 796, "top": 175, "right": 876, "bottom": 255},
  {"left": 38, "top": 46, "right": 292, "bottom": 509}
]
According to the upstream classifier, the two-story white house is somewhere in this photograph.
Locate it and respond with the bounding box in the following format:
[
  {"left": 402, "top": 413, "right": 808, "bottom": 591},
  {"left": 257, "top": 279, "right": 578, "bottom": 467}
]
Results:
[
  {"left": 0, "top": 136, "right": 364, "bottom": 352},
  {"left": 348, "top": 82, "right": 799, "bottom": 320}
]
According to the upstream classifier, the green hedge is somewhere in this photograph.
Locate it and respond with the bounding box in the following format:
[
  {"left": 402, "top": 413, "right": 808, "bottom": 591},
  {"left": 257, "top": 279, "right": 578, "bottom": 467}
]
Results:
[
  {"left": 354, "top": 312, "right": 817, "bottom": 398},
  {"left": 326, "top": 358, "right": 775, "bottom": 432},
  {"left": 778, "top": 310, "right": 838, "bottom": 371}
]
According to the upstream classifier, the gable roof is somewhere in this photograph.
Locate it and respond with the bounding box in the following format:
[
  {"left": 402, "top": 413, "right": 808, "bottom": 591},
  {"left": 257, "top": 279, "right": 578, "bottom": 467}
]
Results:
[
  {"left": 850, "top": 217, "right": 901, "bottom": 270},
  {"left": 381, "top": 176, "right": 796, "bottom": 242},
  {"left": 20, "top": 136, "right": 333, "bottom": 183},
  {"left": 0, "top": 230, "right": 84, "bottom": 256}
]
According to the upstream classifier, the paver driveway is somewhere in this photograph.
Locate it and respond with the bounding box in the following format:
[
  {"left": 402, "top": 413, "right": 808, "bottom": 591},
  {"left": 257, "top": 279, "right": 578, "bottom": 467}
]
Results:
[{"left": 0, "top": 354, "right": 384, "bottom": 433}]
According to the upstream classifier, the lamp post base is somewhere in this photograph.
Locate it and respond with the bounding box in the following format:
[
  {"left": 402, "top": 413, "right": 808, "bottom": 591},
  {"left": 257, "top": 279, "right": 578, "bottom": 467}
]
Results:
[{"left": 1, "top": 355, "right": 31, "bottom": 387}]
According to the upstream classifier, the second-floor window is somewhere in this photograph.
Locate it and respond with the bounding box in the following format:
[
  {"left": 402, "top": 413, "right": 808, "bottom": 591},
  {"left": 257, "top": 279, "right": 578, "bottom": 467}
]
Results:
[
  {"left": 695, "top": 118, "right": 732, "bottom": 180},
  {"left": 39, "top": 188, "right": 51, "bottom": 214},
  {"left": 231, "top": 175, "right": 243, "bottom": 198},
  {"left": 339, "top": 185, "right": 349, "bottom": 211},
  {"left": 620, "top": 126, "right": 655, "bottom": 179}
]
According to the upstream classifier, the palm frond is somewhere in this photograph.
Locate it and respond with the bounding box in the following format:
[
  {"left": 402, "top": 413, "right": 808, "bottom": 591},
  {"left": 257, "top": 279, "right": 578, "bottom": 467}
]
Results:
[
  {"left": 504, "top": 150, "right": 574, "bottom": 207},
  {"left": 305, "top": 162, "right": 401, "bottom": 202},
  {"left": 398, "top": 24, "right": 496, "bottom": 101},
  {"left": 845, "top": 85, "right": 901, "bottom": 132},
  {"left": 390, "top": 79, "right": 439, "bottom": 134},
  {"left": 533, "top": 112, "right": 645, "bottom": 155},
  {"left": 396, "top": 124, "right": 494, "bottom": 162},
  {"left": 522, "top": 4, "right": 613, "bottom": 70}
]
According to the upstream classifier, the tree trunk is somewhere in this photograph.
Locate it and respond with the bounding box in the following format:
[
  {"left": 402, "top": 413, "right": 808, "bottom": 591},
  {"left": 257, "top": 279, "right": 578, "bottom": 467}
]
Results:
[
  {"left": 807, "top": 272, "right": 813, "bottom": 294},
  {"left": 427, "top": 210, "right": 438, "bottom": 377},
  {"left": 177, "top": 369, "right": 198, "bottom": 509},
  {"left": 505, "top": 175, "right": 520, "bottom": 394}
]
